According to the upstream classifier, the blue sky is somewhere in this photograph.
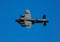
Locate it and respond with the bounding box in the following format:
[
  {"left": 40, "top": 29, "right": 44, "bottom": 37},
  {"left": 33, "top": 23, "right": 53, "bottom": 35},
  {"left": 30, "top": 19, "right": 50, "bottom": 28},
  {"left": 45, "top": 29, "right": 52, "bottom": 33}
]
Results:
[{"left": 0, "top": 0, "right": 60, "bottom": 42}]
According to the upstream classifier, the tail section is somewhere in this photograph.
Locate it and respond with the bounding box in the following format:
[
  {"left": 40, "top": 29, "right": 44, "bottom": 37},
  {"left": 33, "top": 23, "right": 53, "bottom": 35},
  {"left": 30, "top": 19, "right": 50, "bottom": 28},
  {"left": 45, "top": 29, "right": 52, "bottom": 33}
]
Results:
[{"left": 43, "top": 14, "right": 48, "bottom": 26}]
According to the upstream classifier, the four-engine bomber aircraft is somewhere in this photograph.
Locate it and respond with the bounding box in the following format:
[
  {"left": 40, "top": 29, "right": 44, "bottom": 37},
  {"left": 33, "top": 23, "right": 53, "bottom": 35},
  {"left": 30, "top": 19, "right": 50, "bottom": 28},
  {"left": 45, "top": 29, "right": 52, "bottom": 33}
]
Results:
[{"left": 16, "top": 9, "right": 48, "bottom": 28}]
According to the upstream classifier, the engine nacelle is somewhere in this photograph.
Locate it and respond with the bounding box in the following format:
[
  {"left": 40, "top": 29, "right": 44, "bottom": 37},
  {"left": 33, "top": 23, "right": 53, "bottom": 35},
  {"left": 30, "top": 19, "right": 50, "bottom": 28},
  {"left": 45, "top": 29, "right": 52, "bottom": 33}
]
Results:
[{"left": 20, "top": 15, "right": 25, "bottom": 17}]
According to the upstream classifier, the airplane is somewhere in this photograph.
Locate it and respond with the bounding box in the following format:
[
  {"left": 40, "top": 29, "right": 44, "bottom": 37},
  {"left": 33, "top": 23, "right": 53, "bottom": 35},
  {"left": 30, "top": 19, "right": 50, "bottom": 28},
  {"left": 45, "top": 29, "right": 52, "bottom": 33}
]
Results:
[{"left": 16, "top": 9, "right": 48, "bottom": 28}]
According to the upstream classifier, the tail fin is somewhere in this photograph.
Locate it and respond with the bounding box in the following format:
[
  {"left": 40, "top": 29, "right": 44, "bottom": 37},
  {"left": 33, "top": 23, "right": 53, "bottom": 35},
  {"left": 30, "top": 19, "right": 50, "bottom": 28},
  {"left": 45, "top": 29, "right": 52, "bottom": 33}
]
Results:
[
  {"left": 43, "top": 14, "right": 48, "bottom": 26},
  {"left": 43, "top": 21, "right": 48, "bottom": 26},
  {"left": 43, "top": 14, "right": 46, "bottom": 19}
]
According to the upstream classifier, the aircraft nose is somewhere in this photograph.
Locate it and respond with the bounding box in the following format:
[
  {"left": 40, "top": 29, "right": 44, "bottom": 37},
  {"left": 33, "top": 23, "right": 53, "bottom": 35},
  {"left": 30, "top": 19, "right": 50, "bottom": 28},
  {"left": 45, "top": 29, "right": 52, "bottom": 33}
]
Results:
[{"left": 16, "top": 18, "right": 19, "bottom": 22}]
